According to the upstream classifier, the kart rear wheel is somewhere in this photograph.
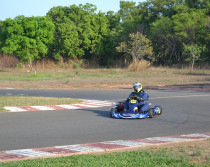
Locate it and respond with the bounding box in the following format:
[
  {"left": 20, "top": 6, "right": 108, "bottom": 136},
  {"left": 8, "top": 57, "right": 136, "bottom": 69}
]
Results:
[
  {"left": 110, "top": 108, "right": 116, "bottom": 118},
  {"left": 148, "top": 109, "right": 154, "bottom": 118},
  {"left": 154, "top": 106, "right": 162, "bottom": 115}
]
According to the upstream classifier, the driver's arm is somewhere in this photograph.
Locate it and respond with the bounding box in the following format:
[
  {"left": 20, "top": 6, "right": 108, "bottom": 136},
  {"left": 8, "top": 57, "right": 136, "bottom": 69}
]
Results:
[
  {"left": 126, "top": 92, "right": 134, "bottom": 102},
  {"left": 141, "top": 92, "right": 149, "bottom": 101}
]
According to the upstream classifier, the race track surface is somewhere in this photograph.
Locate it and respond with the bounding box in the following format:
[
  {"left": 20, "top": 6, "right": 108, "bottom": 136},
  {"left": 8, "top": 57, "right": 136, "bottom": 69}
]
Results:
[{"left": 0, "top": 89, "right": 209, "bottom": 151}]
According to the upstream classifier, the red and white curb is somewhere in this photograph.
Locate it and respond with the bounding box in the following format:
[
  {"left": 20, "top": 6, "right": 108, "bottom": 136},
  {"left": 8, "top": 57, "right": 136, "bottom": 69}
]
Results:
[
  {"left": 0, "top": 132, "right": 209, "bottom": 162},
  {"left": 4, "top": 100, "right": 114, "bottom": 112}
]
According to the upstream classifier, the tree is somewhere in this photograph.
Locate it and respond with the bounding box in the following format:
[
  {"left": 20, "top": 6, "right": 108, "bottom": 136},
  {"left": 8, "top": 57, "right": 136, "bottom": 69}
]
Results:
[
  {"left": 0, "top": 20, "right": 3, "bottom": 49},
  {"left": 173, "top": 7, "right": 208, "bottom": 63},
  {"left": 183, "top": 44, "right": 205, "bottom": 72},
  {"left": 151, "top": 16, "right": 186, "bottom": 65},
  {"left": 92, "top": 10, "right": 123, "bottom": 66},
  {"left": 119, "top": 1, "right": 136, "bottom": 23},
  {"left": 0, "top": 16, "right": 55, "bottom": 72},
  {"left": 173, "top": 8, "right": 207, "bottom": 43},
  {"left": 116, "top": 32, "right": 153, "bottom": 62},
  {"left": 47, "top": 3, "right": 109, "bottom": 61},
  {"left": 185, "top": 0, "right": 210, "bottom": 9},
  {"left": 146, "top": 0, "right": 182, "bottom": 18}
]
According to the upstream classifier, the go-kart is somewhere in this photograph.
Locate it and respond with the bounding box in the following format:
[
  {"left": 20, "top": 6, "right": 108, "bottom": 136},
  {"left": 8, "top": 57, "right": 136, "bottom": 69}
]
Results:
[{"left": 110, "top": 95, "right": 162, "bottom": 119}]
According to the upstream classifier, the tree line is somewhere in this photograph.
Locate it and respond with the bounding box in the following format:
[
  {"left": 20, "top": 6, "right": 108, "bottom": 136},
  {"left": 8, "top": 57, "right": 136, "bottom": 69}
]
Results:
[{"left": 0, "top": 0, "right": 209, "bottom": 68}]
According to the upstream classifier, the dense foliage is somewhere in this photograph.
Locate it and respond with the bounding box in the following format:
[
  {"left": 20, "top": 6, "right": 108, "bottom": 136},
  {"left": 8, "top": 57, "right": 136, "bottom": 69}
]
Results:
[
  {"left": 0, "top": 16, "right": 55, "bottom": 65},
  {"left": 0, "top": 0, "right": 209, "bottom": 67}
]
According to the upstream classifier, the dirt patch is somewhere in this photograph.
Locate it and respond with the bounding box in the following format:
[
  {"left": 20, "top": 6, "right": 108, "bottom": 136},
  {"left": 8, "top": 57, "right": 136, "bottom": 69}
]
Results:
[
  {"left": 0, "top": 67, "right": 210, "bottom": 92},
  {"left": 1, "top": 81, "right": 210, "bottom": 92}
]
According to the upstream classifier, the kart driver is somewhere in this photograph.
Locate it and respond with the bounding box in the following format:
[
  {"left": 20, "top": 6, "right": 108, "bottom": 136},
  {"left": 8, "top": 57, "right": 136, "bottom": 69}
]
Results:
[{"left": 123, "top": 82, "right": 150, "bottom": 113}]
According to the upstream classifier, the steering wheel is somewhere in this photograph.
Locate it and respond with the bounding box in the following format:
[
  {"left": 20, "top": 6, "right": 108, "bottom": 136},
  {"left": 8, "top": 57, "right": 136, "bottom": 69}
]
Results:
[{"left": 129, "top": 95, "right": 142, "bottom": 102}]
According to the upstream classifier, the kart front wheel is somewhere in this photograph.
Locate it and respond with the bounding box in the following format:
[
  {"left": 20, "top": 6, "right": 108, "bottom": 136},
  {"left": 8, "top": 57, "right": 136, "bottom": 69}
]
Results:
[
  {"left": 154, "top": 106, "right": 162, "bottom": 115},
  {"left": 148, "top": 109, "right": 154, "bottom": 118}
]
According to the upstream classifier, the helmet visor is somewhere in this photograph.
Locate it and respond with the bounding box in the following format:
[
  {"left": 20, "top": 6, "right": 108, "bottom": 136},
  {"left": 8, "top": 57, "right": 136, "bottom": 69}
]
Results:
[{"left": 134, "top": 85, "right": 141, "bottom": 92}]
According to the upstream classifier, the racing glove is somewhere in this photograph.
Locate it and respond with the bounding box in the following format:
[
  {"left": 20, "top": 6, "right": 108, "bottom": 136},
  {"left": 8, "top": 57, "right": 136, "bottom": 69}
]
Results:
[{"left": 137, "top": 97, "right": 143, "bottom": 102}]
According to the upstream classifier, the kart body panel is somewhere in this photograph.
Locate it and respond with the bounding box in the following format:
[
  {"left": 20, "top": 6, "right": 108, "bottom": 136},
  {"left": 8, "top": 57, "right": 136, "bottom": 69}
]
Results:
[{"left": 110, "top": 97, "right": 162, "bottom": 119}]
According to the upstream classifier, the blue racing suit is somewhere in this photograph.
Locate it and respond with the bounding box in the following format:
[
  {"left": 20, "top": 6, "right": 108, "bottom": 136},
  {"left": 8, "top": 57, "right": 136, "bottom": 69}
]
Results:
[{"left": 124, "top": 90, "right": 150, "bottom": 113}]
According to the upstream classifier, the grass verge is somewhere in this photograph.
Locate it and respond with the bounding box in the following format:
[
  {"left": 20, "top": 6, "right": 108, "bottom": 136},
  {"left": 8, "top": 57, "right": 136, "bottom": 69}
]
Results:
[
  {"left": 0, "top": 96, "right": 83, "bottom": 112},
  {"left": 0, "top": 139, "right": 209, "bottom": 166},
  {"left": 0, "top": 67, "right": 209, "bottom": 89}
]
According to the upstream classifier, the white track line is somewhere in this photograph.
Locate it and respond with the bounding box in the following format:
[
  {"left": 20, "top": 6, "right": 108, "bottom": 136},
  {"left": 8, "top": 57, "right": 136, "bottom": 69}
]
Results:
[{"left": 150, "top": 94, "right": 210, "bottom": 100}]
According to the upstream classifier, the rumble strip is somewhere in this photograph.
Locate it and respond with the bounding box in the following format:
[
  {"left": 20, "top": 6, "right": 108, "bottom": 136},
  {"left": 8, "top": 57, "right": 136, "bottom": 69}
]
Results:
[
  {"left": 0, "top": 133, "right": 209, "bottom": 162},
  {"left": 4, "top": 100, "right": 114, "bottom": 112}
]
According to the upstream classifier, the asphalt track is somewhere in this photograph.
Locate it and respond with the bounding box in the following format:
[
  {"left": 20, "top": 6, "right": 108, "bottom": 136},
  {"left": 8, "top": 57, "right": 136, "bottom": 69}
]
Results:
[{"left": 0, "top": 89, "right": 209, "bottom": 151}]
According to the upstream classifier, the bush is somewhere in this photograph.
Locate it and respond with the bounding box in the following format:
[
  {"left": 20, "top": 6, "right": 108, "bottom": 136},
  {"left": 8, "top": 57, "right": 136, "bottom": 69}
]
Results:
[
  {"left": 128, "top": 60, "right": 151, "bottom": 71},
  {"left": 0, "top": 54, "right": 19, "bottom": 68}
]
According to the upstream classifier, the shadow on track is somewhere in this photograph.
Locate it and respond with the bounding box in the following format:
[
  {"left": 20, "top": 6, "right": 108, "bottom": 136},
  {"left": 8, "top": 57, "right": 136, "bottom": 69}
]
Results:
[{"left": 78, "top": 108, "right": 111, "bottom": 118}]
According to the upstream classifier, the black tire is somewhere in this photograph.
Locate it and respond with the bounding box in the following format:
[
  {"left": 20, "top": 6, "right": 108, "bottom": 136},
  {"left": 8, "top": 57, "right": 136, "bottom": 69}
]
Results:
[
  {"left": 110, "top": 108, "right": 116, "bottom": 118},
  {"left": 154, "top": 106, "right": 162, "bottom": 115},
  {"left": 148, "top": 109, "right": 154, "bottom": 118}
]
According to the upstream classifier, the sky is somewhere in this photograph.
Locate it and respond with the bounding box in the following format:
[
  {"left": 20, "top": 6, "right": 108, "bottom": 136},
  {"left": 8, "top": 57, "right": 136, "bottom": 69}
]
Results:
[{"left": 0, "top": 0, "right": 144, "bottom": 21}]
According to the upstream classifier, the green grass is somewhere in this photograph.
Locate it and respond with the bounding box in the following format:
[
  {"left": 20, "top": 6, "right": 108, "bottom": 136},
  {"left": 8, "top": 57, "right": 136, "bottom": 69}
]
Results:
[
  {"left": 0, "top": 73, "right": 58, "bottom": 81},
  {"left": 0, "top": 144, "right": 209, "bottom": 167},
  {"left": 0, "top": 70, "right": 116, "bottom": 81},
  {"left": 0, "top": 96, "right": 83, "bottom": 112}
]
